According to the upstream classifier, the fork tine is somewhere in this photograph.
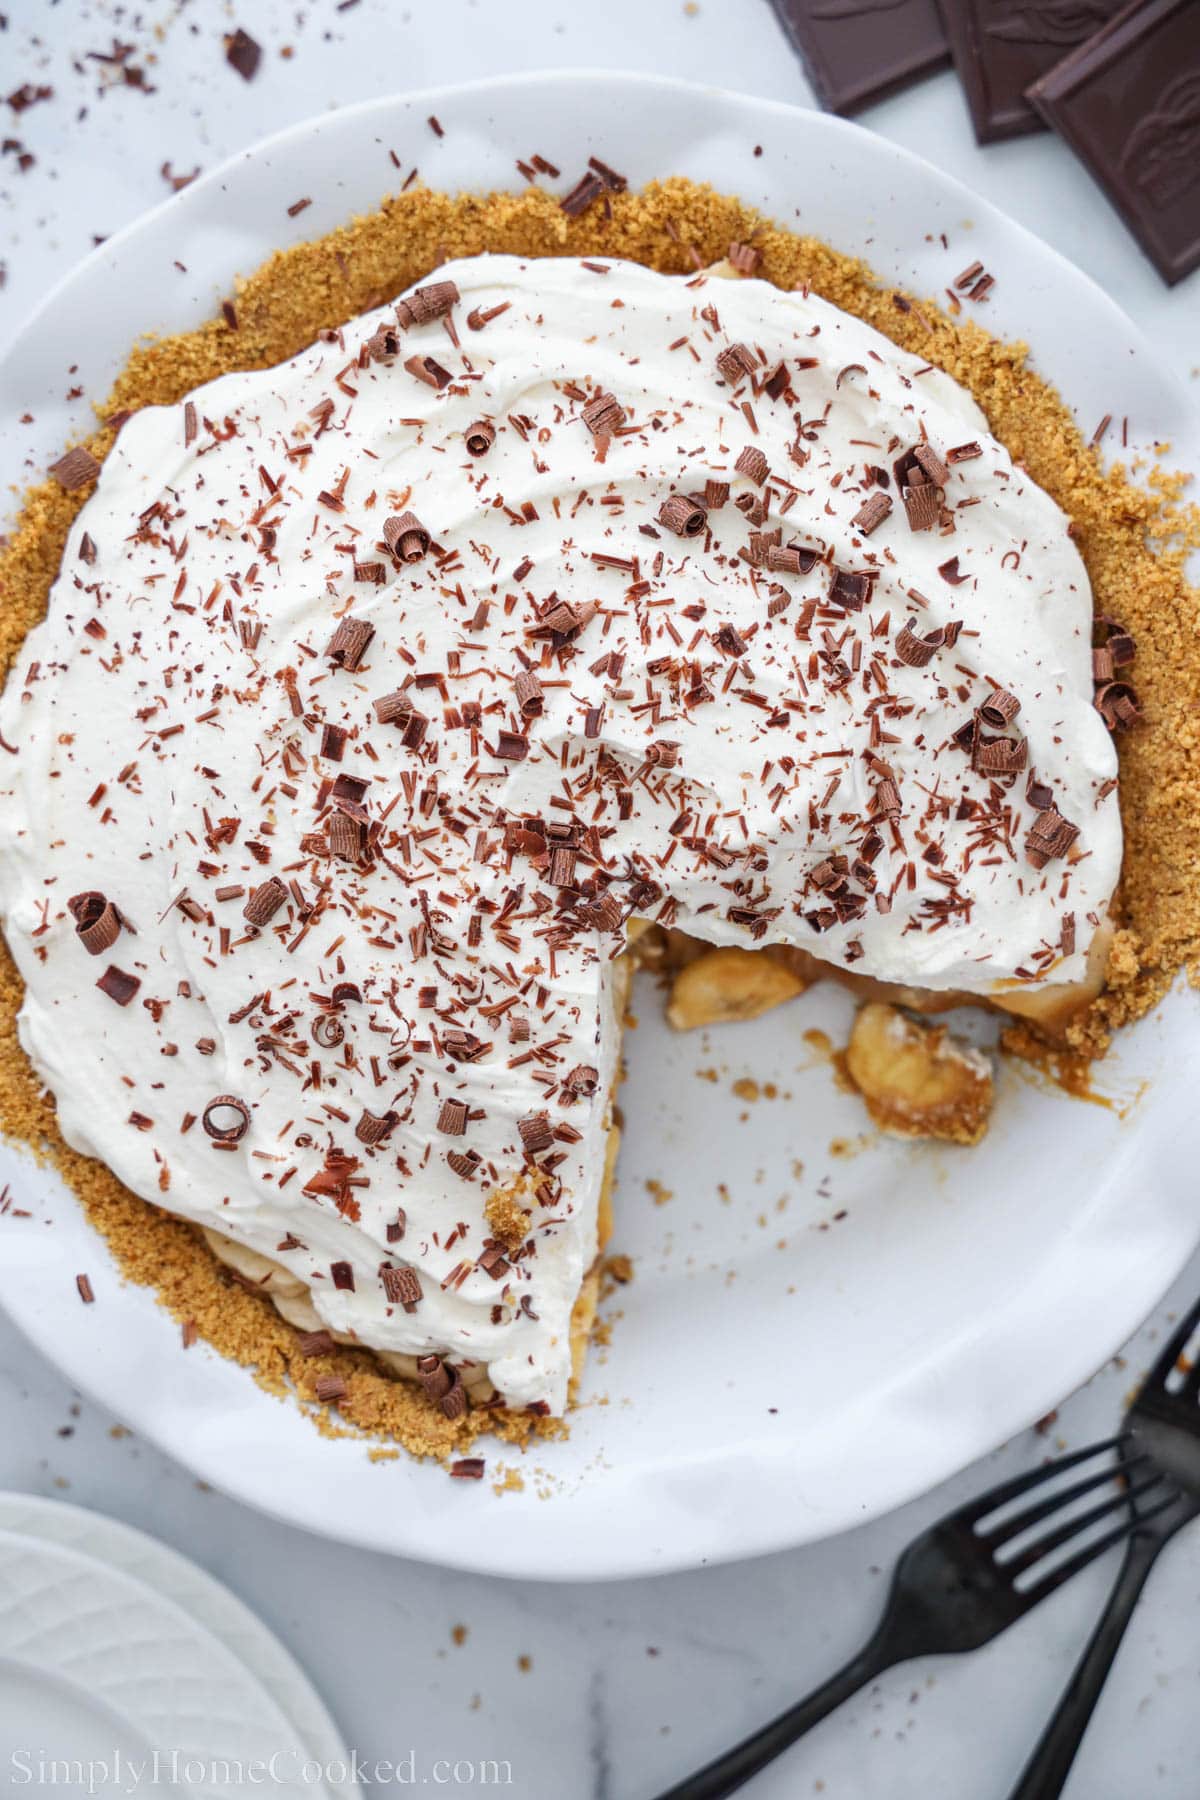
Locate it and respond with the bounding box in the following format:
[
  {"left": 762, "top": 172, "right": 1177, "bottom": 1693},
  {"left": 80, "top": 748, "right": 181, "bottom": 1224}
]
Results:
[
  {"left": 958, "top": 1436, "right": 1127, "bottom": 1528},
  {"left": 980, "top": 1455, "right": 1149, "bottom": 1548},
  {"left": 1021, "top": 1494, "right": 1179, "bottom": 1606},
  {"left": 1146, "top": 1296, "right": 1200, "bottom": 1392},
  {"left": 1001, "top": 1472, "right": 1170, "bottom": 1577}
]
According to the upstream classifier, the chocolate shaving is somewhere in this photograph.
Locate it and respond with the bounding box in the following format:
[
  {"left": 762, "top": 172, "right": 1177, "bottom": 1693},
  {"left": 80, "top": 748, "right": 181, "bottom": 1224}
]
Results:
[
  {"left": 726, "top": 240, "right": 761, "bottom": 276},
  {"left": 331, "top": 1260, "right": 355, "bottom": 1291},
  {"left": 50, "top": 446, "right": 101, "bottom": 491},
  {"left": 449, "top": 1458, "right": 485, "bottom": 1480},
  {"left": 383, "top": 510, "right": 430, "bottom": 562},
  {"left": 315, "top": 1375, "right": 347, "bottom": 1403},
  {"left": 937, "top": 556, "right": 969, "bottom": 586},
  {"left": 96, "top": 964, "right": 140, "bottom": 1006},
  {"left": 705, "top": 479, "right": 730, "bottom": 510},
  {"left": 828, "top": 567, "right": 873, "bottom": 611},
  {"left": 404, "top": 354, "right": 451, "bottom": 390},
  {"left": 202, "top": 1095, "right": 250, "bottom": 1142},
  {"left": 224, "top": 27, "right": 261, "bottom": 81}
]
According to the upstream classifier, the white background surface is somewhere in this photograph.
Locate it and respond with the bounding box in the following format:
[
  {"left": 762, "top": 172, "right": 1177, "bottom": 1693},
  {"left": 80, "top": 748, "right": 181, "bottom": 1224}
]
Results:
[{"left": 1, "top": 3, "right": 1198, "bottom": 1797}]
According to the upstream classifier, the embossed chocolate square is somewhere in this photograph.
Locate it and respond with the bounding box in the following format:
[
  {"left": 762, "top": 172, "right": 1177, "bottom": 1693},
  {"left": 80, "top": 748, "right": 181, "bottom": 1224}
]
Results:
[
  {"left": 938, "top": 0, "right": 1128, "bottom": 143},
  {"left": 1029, "top": 0, "right": 1200, "bottom": 286},
  {"left": 767, "top": 0, "right": 950, "bottom": 116}
]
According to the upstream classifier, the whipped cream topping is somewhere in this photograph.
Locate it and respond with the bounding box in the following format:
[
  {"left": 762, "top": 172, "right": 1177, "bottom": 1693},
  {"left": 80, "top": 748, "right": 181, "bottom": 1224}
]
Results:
[{"left": 0, "top": 254, "right": 1120, "bottom": 1412}]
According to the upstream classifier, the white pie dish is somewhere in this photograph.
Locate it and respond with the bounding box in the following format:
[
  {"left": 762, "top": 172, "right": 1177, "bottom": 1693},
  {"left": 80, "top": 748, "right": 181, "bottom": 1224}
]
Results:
[{"left": 0, "top": 70, "right": 1197, "bottom": 1581}]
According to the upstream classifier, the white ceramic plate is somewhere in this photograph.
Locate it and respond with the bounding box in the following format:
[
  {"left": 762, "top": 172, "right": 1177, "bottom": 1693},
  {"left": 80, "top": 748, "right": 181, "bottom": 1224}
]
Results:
[
  {"left": 0, "top": 1520, "right": 352, "bottom": 1797},
  {"left": 0, "top": 1494, "right": 358, "bottom": 1797},
  {"left": 1, "top": 72, "right": 1197, "bottom": 1581}
]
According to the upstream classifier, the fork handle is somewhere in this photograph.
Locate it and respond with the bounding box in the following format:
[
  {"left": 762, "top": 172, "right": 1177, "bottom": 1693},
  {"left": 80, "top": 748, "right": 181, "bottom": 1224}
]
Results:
[
  {"left": 1007, "top": 1528, "right": 1163, "bottom": 1800},
  {"left": 652, "top": 1628, "right": 895, "bottom": 1799}
]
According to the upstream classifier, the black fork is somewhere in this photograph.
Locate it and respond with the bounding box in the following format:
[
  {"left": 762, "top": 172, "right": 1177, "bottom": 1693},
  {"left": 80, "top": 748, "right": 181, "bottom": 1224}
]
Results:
[
  {"left": 655, "top": 1436, "right": 1163, "bottom": 1800},
  {"left": 1006, "top": 1296, "right": 1200, "bottom": 1799}
]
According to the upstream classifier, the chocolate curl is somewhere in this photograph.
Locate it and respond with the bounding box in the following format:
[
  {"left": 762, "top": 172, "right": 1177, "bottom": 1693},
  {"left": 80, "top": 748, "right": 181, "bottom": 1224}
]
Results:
[
  {"left": 365, "top": 322, "right": 402, "bottom": 362},
  {"left": 894, "top": 621, "right": 948, "bottom": 668},
  {"left": 464, "top": 419, "right": 496, "bottom": 457},
  {"left": 243, "top": 876, "right": 288, "bottom": 927},
  {"left": 716, "top": 342, "right": 756, "bottom": 385},
  {"left": 852, "top": 492, "right": 893, "bottom": 536},
  {"left": 202, "top": 1095, "right": 251, "bottom": 1143},
  {"left": 735, "top": 445, "right": 769, "bottom": 487},
  {"left": 726, "top": 240, "right": 761, "bottom": 276},
  {"left": 658, "top": 493, "right": 707, "bottom": 538},
  {"left": 902, "top": 481, "right": 942, "bottom": 532},
  {"left": 893, "top": 442, "right": 950, "bottom": 490},
  {"left": 374, "top": 689, "right": 414, "bottom": 726},
  {"left": 973, "top": 734, "right": 1028, "bottom": 777},
  {"left": 978, "top": 688, "right": 1022, "bottom": 729},
  {"left": 327, "top": 617, "right": 375, "bottom": 671},
  {"left": 68, "top": 890, "right": 122, "bottom": 956},
  {"left": 312, "top": 1013, "right": 345, "bottom": 1049},
  {"left": 403, "top": 354, "right": 451, "bottom": 389},
  {"left": 394, "top": 280, "right": 460, "bottom": 328},
  {"left": 1025, "top": 807, "right": 1079, "bottom": 870},
  {"left": 416, "top": 1352, "right": 454, "bottom": 1402},
  {"left": 518, "top": 1110, "right": 553, "bottom": 1153},
  {"left": 328, "top": 814, "right": 364, "bottom": 861},
  {"left": 355, "top": 1108, "right": 399, "bottom": 1145},
  {"left": 514, "top": 671, "right": 544, "bottom": 717},
  {"left": 50, "top": 446, "right": 101, "bottom": 491},
  {"left": 383, "top": 511, "right": 430, "bottom": 563},
  {"left": 382, "top": 1265, "right": 422, "bottom": 1312},
  {"left": 582, "top": 392, "right": 626, "bottom": 439},
  {"left": 1094, "top": 681, "right": 1142, "bottom": 732}
]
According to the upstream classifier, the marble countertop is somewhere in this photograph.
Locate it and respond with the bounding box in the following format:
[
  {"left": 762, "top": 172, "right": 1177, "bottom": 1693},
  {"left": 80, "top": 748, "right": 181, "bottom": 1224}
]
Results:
[{"left": 1, "top": 3, "right": 1197, "bottom": 1795}]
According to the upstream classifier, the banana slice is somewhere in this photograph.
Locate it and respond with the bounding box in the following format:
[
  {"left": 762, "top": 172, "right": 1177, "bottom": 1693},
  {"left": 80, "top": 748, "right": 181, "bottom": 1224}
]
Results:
[
  {"left": 667, "top": 946, "right": 807, "bottom": 1030},
  {"left": 845, "top": 1002, "right": 995, "bottom": 1146}
]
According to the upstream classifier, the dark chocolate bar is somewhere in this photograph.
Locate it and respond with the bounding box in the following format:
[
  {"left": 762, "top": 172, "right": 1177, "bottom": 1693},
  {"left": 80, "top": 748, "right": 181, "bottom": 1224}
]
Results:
[
  {"left": 1029, "top": 0, "right": 1200, "bottom": 286},
  {"left": 767, "top": 0, "right": 951, "bottom": 116},
  {"left": 938, "top": 0, "right": 1129, "bottom": 144}
]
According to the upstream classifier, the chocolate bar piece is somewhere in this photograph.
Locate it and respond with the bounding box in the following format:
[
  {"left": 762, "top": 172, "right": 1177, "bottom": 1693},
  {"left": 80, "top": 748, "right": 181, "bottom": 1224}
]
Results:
[
  {"left": 1029, "top": 0, "right": 1200, "bottom": 286},
  {"left": 767, "top": 0, "right": 950, "bottom": 117},
  {"left": 939, "top": 0, "right": 1128, "bottom": 144}
]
